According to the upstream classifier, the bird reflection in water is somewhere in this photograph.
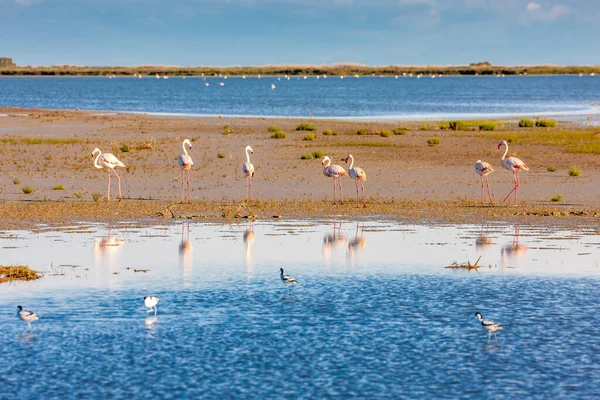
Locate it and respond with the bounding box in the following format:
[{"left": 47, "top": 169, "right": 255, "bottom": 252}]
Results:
[
  {"left": 348, "top": 222, "right": 366, "bottom": 262},
  {"left": 501, "top": 226, "right": 528, "bottom": 269},
  {"left": 93, "top": 227, "right": 124, "bottom": 271},
  {"left": 322, "top": 221, "right": 347, "bottom": 263},
  {"left": 475, "top": 225, "right": 494, "bottom": 262},
  {"left": 179, "top": 223, "right": 193, "bottom": 286},
  {"left": 243, "top": 225, "right": 255, "bottom": 276}
]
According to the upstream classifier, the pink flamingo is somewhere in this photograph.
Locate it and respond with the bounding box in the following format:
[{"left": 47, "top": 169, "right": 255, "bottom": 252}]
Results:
[
  {"left": 242, "top": 146, "right": 255, "bottom": 200},
  {"left": 92, "top": 148, "right": 125, "bottom": 201},
  {"left": 322, "top": 156, "right": 348, "bottom": 204},
  {"left": 178, "top": 139, "right": 194, "bottom": 204},
  {"left": 498, "top": 141, "right": 529, "bottom": 205},
  {"left": 343, "top": 154, "right": 367, "bottom": 207},
  {"left": 475, "top": 160, "right": 494, "bottom": 204}
]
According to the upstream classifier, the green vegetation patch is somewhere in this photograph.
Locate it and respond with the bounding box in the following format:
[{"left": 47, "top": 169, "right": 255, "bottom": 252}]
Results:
[
  {"left": 569, "top": 167, "right": 581, "bottom": 177},
  {"left": 535, "top": 119, "right": 557, "bottom": 128},
  {"left": 519, "top": 119, "right": 535, "bottom": 128},
  {"left": 296, "top": 123, "right": 316, "bottom": 131},
  {"left": 303, "top": 133, "right": 317, "bottom": 141},
  {"left": 0, "top": 266, "right": 41, "bottom": 284},
  {"left": 427, "top": 137, "right": 441, "bottom": 146}
]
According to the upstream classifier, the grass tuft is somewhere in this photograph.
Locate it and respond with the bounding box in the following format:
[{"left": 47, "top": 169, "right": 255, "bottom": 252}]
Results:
[
  {"left": 271, "top": 131, "right": 287, "bottom": 139},
  {"left": 393, "top": 128, "right": 408, "bottom": 135},
  {"left": 519, "top": 119, "right": 535, "bottom": 128},
  {"left": 91, "top": 192, "right": 101, "bottom": 202},
  {"left": 547, "top": 166, "right": 557, "bottom": 172},
  {"left": 312, "top": 150, "right": 324, "bottom": 158},
  {"left": 569, "top": 167, "right": 581, "bottom": 177},
  {"left": 0, "top": 266, "right": 41, "bottom": 284},
  {"left": 322, "top": 129, "right": 338, "bottom": 136},
  {"left": 223, "top": 125, "right": 232, "bottom": 135},
  {"left": 300, "top": 153, "right": 312, "bottom": 160},
  {"left": 356, "top": 128, "right": 368, "bottom": 135},
  {"left": 448, "top": 121, "right": 466, "bottom": 131},
  {"left": 303, "top": 133, "right": 317, "bottom": 141},
  {"left": 12, "top": 178, "right": 20, "bottom": 185},
  {"left": 550, "top": 194, "right": 563, "bottom": 202},
  {"left": 479, "top": 122, "right": 497, "bottom": 131},
  {"left": 333, "top": 142, "right": 395, "bottom": 147},
  {"left": 427, "top": 137, "right": 441, "bottom": 146},
  {"left": 22, "top": 186, "right": 33, "bottom": 194},
  {"left": 380, "top": 129, "right": 392, "bottom": 137},
  {"left": 120, "top": 144, "right": 130, "bottom": 153},
  {"left": 217, "top": 151, "right": 225, "bottom": 159},
  {"left": 74, "top": 191, "right": 83, "bottom": 199},
  {"left": 296, "top": 123, "right": 316, "bottom": 131},
  {"left": 267, "top": 125, "right": 280, "bottom": 133},
  {"left": 52, "top": 184, "right": 65, "bottom": 190}
]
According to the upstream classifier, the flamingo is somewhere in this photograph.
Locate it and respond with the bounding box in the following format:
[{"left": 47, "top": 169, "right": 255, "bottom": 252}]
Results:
[
  {"left": 178, "top": 139, "right": 194, "bottom": 204},
  {"left": 475, "top": 160, "right": 494, "bottom": 204},
  {"left": 343, "top": 154, "right": 367, "bottom": 207},
  {"left": 92, "top": 148, "right": 125, "bottom": 201},
  {"left": 242, "top": 146, "right": 255, "bottom": 200},
  {"left": 322, "top": 156, "right": 348, "bottom": 204},
  {"left": 498, "top": 140, "right": 529, "bottom": 205}
]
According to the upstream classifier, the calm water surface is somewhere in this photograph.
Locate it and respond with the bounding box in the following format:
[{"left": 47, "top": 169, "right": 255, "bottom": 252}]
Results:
[
  {"left": 1, "top": 75, "right": 600, "bottom": 120},
  {"left": 1, "top": 221, "right": 600, "bottom": 399}
]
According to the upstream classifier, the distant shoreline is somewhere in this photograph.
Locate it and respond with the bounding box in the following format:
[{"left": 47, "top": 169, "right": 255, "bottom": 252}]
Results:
[{"left": 1, "top": 63, "right": 600, "bottom": 76}]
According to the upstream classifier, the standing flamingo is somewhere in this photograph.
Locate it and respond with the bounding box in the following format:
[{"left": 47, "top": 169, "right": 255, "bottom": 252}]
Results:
[
  {"left": 343, "top": 154, "right": 367, "bottom": 207},
  {"left": 242, "top": 146, "right": 255, "bottom": 200},
  {"left": 498, "top": 141, "right": 529, "bottom": 205},
  {"left": 91, "top": 148, "right": 125, "bottom": 201},
  {"left": 322, "top": 156, "right": 348, "bottom": 204},
  {"left": 178, "top": 139, "right": 194, "bottom": 204},
  {"left": 475, "top": 160, "right": 494, "bottom": 204}
]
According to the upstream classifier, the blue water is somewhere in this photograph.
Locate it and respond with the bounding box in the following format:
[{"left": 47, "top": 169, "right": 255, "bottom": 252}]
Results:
[
  {"left": 1, "top": 222, "right": 600, "bottom": 399},
  {"left": 1, "top": 75, "right": 599, "bottom": 119}
]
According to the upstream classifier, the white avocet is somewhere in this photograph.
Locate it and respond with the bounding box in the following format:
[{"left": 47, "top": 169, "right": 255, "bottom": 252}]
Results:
[
  {"left": 144, "top": 296, "right": 159, "bottom": 315},
  {"left": 17, "top": 306, "right": 39, "bottom": 331},
  {"left": 475, "top": 312, "right": 503, "bottom": 344},
  {"left": 280, "top": 268, "right": 297, "bottom": 284}
]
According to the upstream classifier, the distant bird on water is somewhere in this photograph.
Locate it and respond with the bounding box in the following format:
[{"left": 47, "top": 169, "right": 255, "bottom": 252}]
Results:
[
  {"left": 92, "top": 148, "right": 126, "bottom": 201},
  {"left": 17, "top": 306, "right": 39, "bottom": 331},
  {"left": 343, "top": 154, "right": 367, "bottom": 207},
  {"left": 280, "top": 268, "right": 297, "bottom": 284},
  {"left": 498, "top": 140, "right": 529, "bottom": 206},
  {"left": 144, "top": 296, "right": 159, "bottom": 315},
  {"left": 475, "top": 160, "right": 494, "bottom": 204},
  {"left": 475, "top": 312, "right": 503, "bottom": 344},
  {"left": 242, "top": 145, "right": 255, "bottom": 200},
  {"left": 322, "top": 156, "right": 348, "bottom": 204},
  {"left": 271, "top": 83, "right": 276, "bottom": 90},
  {"left": 178, "top": 139, "right": 194, "bottom": 204}
]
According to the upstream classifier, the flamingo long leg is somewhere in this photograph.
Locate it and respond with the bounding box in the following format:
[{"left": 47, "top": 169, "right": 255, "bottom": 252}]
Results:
[
  {"left": 355, "top": 180, "right": 359, "bottom": 207},
  {"left": 246, "top": 176, "right": 249, "bottom": 200},
  {"left": 187, "top": 170, "right": 191, "bottom": 204},
  {"left": 503, "top": 172, "right": 518, "bottom": 203},
  {"left": 332, "top": 177, "right": 336, "bottom": 204},
  {"left": 250, "top": 175, "right": 253, "bottom": 201},
  {"left": 480, "top": 175, "right": 484, "bottom": 204},
  {"left": 181, "top": 170, "right": 185, "bottom": 203},
  {"left": 486, "top": 175, "right": 493, "bottom": 204},
  {"left": 361, "top": 181, "right": 366, "bottom": 207},
  {"left": 113, "top": 168, "right": 123, "bottom": 201},
  {"left": 339, "top": 178, "right": 344, "bottom": 204},
  {"left": 107, "top": 170, "right": 111, "bottom": 201}
]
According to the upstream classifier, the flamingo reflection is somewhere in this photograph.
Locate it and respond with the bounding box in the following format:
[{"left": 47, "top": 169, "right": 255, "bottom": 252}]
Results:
[
  {"left": 501, "top": 226, "right": 528, "bottom": 269},
  {"left": 93, "top": 227, "right": 124, "bottom": 271},
  {"left": 179, "top": 223, "right": 193, "bottom": 286},
  {"left": 323, "top": 221, "right": 347, "bottom": 262},
  {"left": 348, "top": 222, "right": 366, "bottom": 261},
  {"left": 243, "top": 226, "right": 255, "bottom": 275}
]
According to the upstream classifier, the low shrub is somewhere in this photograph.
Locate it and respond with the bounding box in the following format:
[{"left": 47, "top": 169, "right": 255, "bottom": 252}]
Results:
[
  {"left": 120, "top": 144, "right": 130, "bottom": 153},
  {"left": 74, "top": 191, "right": 83, "bottom": 199},
  {"left": 550, "top": 194, "right": 563, "bottom": 202},
  {"left": 569, "top": 167, "right": 581, "bottom": 177},
  {"left": 322, "top": 129, "right": 338, "bottom": 136},
  {"left": 300, "top": 153, "right": 312, "bottom": 160},
  {"left": 271, "top": 131, "right": 287, "bottom": 139},
  {"left": 448, "top": 121, "right": 465, "bottom": 131},
  {"left": 22, "top": 186, "right": 33, "bottom": 194},
  {"left": 12, "top": 178, "right": 20, "bottom": 185},
  {"left": 356, "top": 128, "right": 368, "bottom": 135},
  {"left": 267, "top": 125, "right": 280, "bottom": 133},
  {"left": 427, "top": 137, "right": 441, "bottom": 146},
  {"left": 479, "top": 122, "right": 497, "bottom": 131},
  {"left": 296, "top": 123, "right": 316, "bottom": 131},
  {"left": 312, "top": 150, "right": 324, "bottom": 158},
  {"left": 535, "top": 119, "right": 557, "bottom": 128},
  {"left": 222, "top": 125, "right": 232, "bottom": 135},
  {"left": 217, "top": 151, "right": 225, "bottom": 158},
  {"left": 303, "top": 133, "right": 317, "bottom": 141},
  {"left": 52, "top": 184, "right": 65, "bottom": 190},
  {"left": 547, "top": 166, "right": 557, "bottom": 172},
  {"left": 91, "top": 192, "right": 101, "bottom": 202},
  {"left": 518, "top": 119, "right": 534, "bottom": 128},
  {"left": 393, "top": 128, "right": 408, "bottom": 135},
  {"left": 380, "top": 129, "right": 392, "bottom": 137}
]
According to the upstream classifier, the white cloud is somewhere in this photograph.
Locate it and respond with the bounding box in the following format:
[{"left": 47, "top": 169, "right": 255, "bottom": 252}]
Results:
[
  {"left": 526, "top": 2, "right": 541, "bottom": 11},
  {"left": 525, "top": 2, "right": 570, "bottom": 21}
]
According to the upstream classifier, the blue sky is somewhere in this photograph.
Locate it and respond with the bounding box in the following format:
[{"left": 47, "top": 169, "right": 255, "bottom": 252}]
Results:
[{"left": 1, "top": 0, "right": 599, "bottom": 66}]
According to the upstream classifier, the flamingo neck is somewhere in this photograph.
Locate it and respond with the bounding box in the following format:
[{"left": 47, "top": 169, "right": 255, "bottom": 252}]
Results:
[
  {"left": 246, "top": 148, "right": 251, "bottom": 163},
  {"left": 501, "top": 143, "right": 508, "bottom": 161},
  {"left": 348, "top": 155, "right": 354, "bottom": 170},
  {"left": 93, "top": 151, "right": 102, "bottom": 169},
  {"left": 324, "top": 158, "right": 331, "bottom": 167},
  {"left": 182, "top": 141, "right": 189, "bottom": 156}
]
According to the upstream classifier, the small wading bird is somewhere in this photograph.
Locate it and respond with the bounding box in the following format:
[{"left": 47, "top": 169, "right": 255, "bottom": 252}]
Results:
[
  {"left": 178, "top": 139, "right": 194, "bottom": 204},
  {"left": 343, "top": 154, "right": 367, "bottom": 207},
  {"left": 322, "top": 156, "right": 348, "bottom": 204},
  {"left": 144, "top": 296, "right": 159, "bottom": 315},
  {"left": 280, "top": 268, "right": 297, "bottom": 285},
  {"left": 17, "top": 305, "right": 39, "bottom": 331},
  {"left": 242, "top": 146, "right": 255, "bottom": 200},
  {"left": 498, "top": 141, "right": 529, "bottom": 206},
  {"left": 92, "top": 148, "right": 126, "bottom": 201},
  {"left": 475, "top": 160, "right": 494, "bottom": 204},
  {"left": 475, "top": 312, "right": 503, "bottom": 344}
]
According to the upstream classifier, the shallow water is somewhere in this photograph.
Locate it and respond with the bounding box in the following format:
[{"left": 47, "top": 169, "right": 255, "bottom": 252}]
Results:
[
  {"left": 1, "top": 221, "right": 600, "bottom": 399},
  {"left": 1, "top": 75, "right": 600, "bottom": 119}
]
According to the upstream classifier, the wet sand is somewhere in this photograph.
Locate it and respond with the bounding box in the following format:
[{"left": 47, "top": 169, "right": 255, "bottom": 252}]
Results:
[{"left": 0, "top": 107, "right": 599, "bottom": 229}]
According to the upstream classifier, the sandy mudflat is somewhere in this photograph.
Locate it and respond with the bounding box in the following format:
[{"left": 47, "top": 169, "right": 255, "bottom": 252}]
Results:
[{"left": 0, "top": 107, "right": 599, "bottom": 229}]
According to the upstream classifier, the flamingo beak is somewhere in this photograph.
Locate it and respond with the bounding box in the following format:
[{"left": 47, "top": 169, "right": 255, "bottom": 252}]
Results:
[{"left": 497, "top": 142, "right": 502, "bottom": 149}]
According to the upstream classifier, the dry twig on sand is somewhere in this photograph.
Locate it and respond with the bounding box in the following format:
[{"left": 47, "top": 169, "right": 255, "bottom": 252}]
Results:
[{"left": 446, "top": 256, "right": 481, "bottom": 271}]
